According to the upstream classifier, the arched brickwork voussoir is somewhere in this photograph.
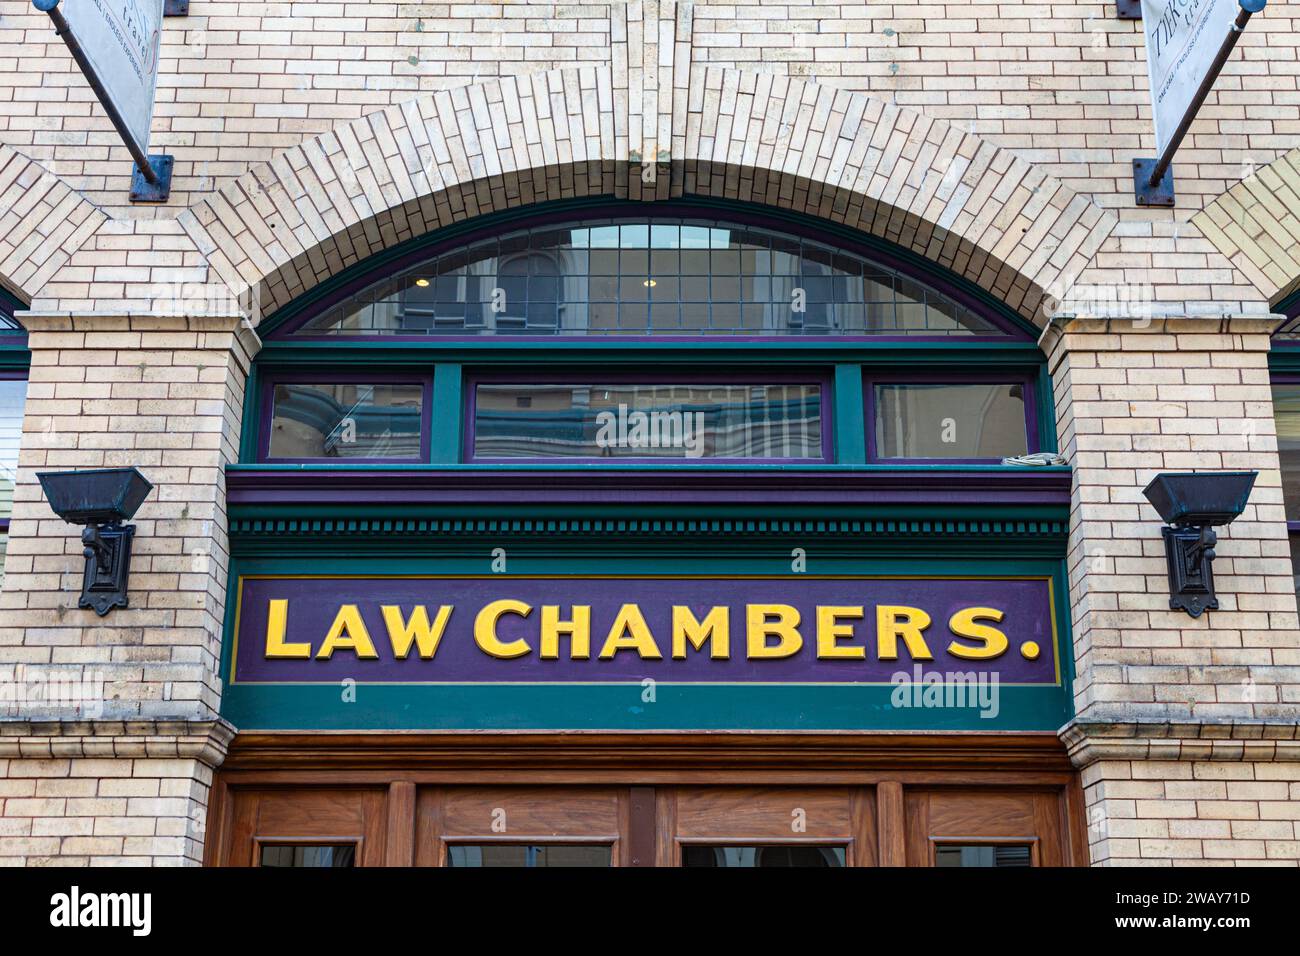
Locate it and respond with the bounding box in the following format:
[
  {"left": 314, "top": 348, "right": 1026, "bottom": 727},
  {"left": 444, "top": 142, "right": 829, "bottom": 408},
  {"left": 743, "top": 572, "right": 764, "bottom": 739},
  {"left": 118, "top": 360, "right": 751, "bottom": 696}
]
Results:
[
  {"left": 177, "top": 65, "right": 1117, "bottom": 331},
  {"left": 0, "top": 144, "right": 107, "bottom": 310}
]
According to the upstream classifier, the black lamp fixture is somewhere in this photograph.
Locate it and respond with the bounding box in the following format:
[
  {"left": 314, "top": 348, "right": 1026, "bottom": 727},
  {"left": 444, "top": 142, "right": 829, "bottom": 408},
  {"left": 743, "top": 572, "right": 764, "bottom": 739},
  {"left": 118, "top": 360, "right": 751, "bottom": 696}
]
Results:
[
  {"left": 1142, "top": 471, "right": 1257, "bottom": 619},
  {"left": 37, "top": 467, "right": 154, "bottom": 616}
]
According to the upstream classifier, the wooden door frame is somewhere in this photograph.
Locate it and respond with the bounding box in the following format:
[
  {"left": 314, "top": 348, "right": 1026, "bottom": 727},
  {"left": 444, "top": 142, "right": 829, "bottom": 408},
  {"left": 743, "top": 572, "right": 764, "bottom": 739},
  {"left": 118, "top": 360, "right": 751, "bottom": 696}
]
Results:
[{"left": 205, "top": 731, "right": 1088, "bottom": 867}]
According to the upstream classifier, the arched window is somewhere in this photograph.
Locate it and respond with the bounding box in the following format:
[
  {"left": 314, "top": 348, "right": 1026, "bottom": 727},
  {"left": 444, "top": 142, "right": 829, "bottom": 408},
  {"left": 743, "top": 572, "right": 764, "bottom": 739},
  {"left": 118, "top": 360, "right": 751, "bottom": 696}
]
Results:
[
  {"left": 282, "top": 213, "right": 1021, "bottom": 340},
  {"left": 244, "top": 203, "right": 1050, "bottom": 468}
]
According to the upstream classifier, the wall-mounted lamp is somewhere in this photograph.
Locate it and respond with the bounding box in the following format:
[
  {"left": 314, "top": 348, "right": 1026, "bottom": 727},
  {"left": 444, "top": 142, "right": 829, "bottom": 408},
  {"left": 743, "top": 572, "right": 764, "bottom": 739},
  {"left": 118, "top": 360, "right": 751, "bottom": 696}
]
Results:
[
  {"left": 1142, "top": 471, "right": 1257, "bottom": 618},
  {"left": 37, "top": 467, "right": 154, "bottom": 616}
]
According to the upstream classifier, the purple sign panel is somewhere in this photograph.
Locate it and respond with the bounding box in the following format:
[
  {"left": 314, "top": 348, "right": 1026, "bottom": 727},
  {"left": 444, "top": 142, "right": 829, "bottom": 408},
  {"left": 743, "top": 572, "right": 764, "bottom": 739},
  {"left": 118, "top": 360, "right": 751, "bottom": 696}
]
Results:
[{"left": 230, "top": 575, "right": 1060, "bottom": 686}]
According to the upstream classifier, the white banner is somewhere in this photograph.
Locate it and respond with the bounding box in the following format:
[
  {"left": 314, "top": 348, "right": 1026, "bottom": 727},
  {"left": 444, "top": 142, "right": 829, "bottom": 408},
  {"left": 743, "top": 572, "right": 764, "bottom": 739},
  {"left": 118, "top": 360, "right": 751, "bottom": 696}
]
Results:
[
  {"left": 54, "top": 0, "right": 164, "bottom": 157},
  {"left": 1141, "top": 0, "right": 1238, "bottom": 159}
]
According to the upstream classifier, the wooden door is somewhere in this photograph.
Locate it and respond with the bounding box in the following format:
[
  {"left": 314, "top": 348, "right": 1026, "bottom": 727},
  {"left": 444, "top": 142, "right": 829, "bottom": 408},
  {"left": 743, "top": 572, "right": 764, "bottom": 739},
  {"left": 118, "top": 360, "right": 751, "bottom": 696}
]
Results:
[
  {"left": 659, "top": 786, "right": 876, "bottom": 867},
  {"left": 415, "top": 786, "right": 630, "bottom": 867},
  {"left": 220, "top": 787, "right": 388, "bottom": 867},
  {"left": 904, "top": 788, "right": 1067, "bottom": 867}
]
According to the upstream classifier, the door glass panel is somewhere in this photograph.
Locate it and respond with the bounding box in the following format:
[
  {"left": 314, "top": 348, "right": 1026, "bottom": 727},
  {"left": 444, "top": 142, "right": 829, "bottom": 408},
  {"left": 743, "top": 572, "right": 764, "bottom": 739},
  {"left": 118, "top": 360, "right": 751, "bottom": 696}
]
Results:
[
  {"left": 446, "top": 844, "right": 612, "bottom": 867},
  {"left": 934, "top": 844, "right": 1032, "bottom": 867},
  {"left": 681, "top": 845, "right": 846, "bottom": 867},
  {"left": 259, "top": 844, "right": 356, "bottom": 867}
]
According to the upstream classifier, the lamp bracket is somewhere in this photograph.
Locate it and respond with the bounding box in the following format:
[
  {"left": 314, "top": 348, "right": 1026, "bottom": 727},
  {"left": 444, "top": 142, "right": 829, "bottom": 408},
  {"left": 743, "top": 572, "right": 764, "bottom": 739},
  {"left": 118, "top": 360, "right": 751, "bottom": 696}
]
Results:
[
  {"left": 1161, "top": 525, "right": 1219, "bottom": 618},
  {"left": 79, "top": 522, "right": 136, "bottom": 616}
]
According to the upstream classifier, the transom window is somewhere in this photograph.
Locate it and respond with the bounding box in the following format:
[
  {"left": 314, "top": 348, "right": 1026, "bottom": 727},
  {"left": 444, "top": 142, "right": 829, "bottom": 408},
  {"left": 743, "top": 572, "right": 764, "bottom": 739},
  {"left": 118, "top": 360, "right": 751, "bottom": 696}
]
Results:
[
  {"left": 471, "top": 380, "right": 827, "bottom": 462},
  {"left": 246, "top": 203, "right": 1050, "bottom": 469},
  {"left": 283, "top": 216, "right": 1014, "bottom": 339}
]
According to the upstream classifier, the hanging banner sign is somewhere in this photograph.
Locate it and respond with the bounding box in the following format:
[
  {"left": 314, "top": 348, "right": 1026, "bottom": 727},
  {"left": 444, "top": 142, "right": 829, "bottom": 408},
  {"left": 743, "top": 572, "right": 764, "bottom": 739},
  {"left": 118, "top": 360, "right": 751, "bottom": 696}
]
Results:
[
  {"left": 34, "top": 0, "right": 165, "bottom": 182},
  {"left": 1141, "top": 0, "right": 1240, "bottom": 159},
  {"left": 229, "top": 575, "right": 1061, "bottom": 687}
]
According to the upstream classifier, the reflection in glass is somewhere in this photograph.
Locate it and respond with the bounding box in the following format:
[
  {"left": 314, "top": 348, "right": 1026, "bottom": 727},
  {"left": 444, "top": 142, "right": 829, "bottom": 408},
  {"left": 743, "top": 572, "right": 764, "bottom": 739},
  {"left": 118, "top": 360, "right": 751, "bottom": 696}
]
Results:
[
  {"left": 267, "top": 382, "right": 423, "bottom": 460},
  {"left": 1291, "top": 536, "right": 1300, "bottom": 605},
  {"left": 0, "top": 377, "right": 25, "bottom": 588},
  {"left": 259, "top": 844, "right": 357, "bottom": 867},
  {"left": 446, "top": 844, "right": 612, "bottom": 867},
  {"left": 681, "top": 845, "right": 847, "bottom": 867},
  {"left": 1273, "top": 384, "right": 1300, "bottom": 520},
  {"left": 473, "top": 383, "right": 823, "bottom": 460},
  {"left": 874, "top": 382, "right": 1028, "bottom": 460},
  {"left": 292, "top": 218, "right": 1008, "bottom": 338},
  {"left": 934, "top": 844, "right": 1032, "bottom": 867},
  {"left": 0, "top": 378, "right": 26, "bottom": 519}
]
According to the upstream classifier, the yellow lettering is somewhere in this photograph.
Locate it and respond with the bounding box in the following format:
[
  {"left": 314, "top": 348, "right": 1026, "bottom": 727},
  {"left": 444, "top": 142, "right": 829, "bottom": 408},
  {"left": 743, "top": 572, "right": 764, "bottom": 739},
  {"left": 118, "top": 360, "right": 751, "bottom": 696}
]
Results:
[
  {"left": 746, "top": 604, "right": 802, "bottom": 659},
  {"left": 671, "top": 605, "right": 730, "bottom": 659},
  {"left": 816, "top": 605, "right": 865, "bottom": 659},
  {"left": 263, "top": 598, "right": 311, "bottom": 659},
  {"left": 947, "top": 606, "right": 1009, "bottom": 660},
  {"left": 540, "top": 605, "right": 591, "bottom": 660},
  {"left": 474, "top": 600, "right": 533, "bottom": 659},
  {"left": 598, "top": 604, "right": 663, "bottom": 659},
  {"left": 875, "top": 605, "right": 934, "bottom": 661},
  {"left": 316, "top": 604, "right": 379, "bottom": 660},
  {"left": 381, "top": 605, "right": 452, "bottom": 660}
]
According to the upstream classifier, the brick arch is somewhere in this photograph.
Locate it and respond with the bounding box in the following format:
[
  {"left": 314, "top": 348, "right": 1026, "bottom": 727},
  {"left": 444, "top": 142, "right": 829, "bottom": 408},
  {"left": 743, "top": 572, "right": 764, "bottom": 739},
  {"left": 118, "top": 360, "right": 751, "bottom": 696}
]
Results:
[
  {"left": 1192, "top": 146, "right": 1300, "bottom": 309},
  {"left": 178, "top": 66, "right": 1116, "bottom": 331},
  {"left": 0, "top": 144, "right": 107, "bottom": 309}
]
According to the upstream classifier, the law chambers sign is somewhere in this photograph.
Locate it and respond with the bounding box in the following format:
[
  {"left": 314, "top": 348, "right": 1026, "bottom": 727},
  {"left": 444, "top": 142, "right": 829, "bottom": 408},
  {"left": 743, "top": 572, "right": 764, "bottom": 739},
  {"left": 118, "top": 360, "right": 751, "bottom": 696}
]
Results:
[{"left": 228, "top": 575, "right": 1061, "bottom": 687}]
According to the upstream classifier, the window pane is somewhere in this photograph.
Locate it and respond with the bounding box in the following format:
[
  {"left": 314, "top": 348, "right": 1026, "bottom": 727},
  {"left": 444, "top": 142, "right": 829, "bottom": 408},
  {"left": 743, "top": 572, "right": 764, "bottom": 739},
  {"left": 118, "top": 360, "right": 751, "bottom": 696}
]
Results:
[
  {"left": 267, "top": 382, "right": 424, "bottom": 460},
  {"left": 473, "top": 383, "right": 824, "bottom": 460},
  {"left": 259, "top": 844, "right": 356, "bottom": 867},
  {"left": 874, "top": 382, "right": 1028, "bottom": 460},
  {"left": 935, "top": 844, "right": 1032, "bottom": 867},
  {"left": 0, "top": 378, "right": 26, "bottom": 526},
  {"left": 1291, "top": 536, "right": 1300, "bottom": 603},
  {"left": 446, "top": 844, "right": 611, "bottom": 867},
  {"left": 287, "top": 217, "right": 1012, "bottom": 339},
  {"left": 681, "top": 845, "right": 846, "bottom": 867},
  {"left": 1273, "top": 384, "right": 1300, "bottom": 520}
]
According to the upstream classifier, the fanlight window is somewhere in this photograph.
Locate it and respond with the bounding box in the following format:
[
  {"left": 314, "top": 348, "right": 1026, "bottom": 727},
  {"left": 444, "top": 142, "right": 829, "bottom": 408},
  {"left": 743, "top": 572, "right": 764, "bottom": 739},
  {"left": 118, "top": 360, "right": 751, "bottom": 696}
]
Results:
[{"left": 289, "top": 218, "right": 1010, "bottom": 338}]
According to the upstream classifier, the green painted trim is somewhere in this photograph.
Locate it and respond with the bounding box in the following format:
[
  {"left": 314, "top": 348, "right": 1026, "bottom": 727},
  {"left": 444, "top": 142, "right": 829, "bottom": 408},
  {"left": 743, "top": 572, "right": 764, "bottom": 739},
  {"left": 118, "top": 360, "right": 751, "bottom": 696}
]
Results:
[
  {"left": 220, "top": 683, "right": 1071, "bottom": 732},
  {"left": 238, "top": 364, "right": 262, "bottom": 462},
  {"left": 430, "top": 363, "right": 462, "bottom": 463},
  {"left": 1035, "top": 365, "right": 1058, "bottom": 454},
  {"left": 252, "top": 339, "right": 1047, "bottom": 365},
  {"left": 0, "top": 286, "right": 24, "bottom": 318},
  {"left": 226, "top": 521, "right": 1070, "bottom": 561},
  {"left": 217, "top": 551, "right": 1075, "bottom": 731},
  {"left": 1269, "top": 348, "right": 1300, "bottom": 374},
  {"left": 832, "top": 364, "right": 866, "bottom": 464},
  {"left": 0, "top": 340, "right": 30, "bottom": 370},
  {"left": 1277, "top": 287, "right": 1299, "bottom": 323},
  {"left": 255, "top": 196, "right": 1043, "bottom": 341}
]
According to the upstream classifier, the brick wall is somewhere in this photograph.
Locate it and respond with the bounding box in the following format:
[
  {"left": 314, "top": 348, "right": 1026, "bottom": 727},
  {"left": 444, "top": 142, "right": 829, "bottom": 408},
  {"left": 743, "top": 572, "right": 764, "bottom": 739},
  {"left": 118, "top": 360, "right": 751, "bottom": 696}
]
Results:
[
  {"left": 0, "top": 721, "right": 231, "bottom": 866},
  {"left": 1064, "top": 722, "right": 1300, "bottom": 865},
  {"left": 0, "top": 1, "right": 1295, "bottom": 216},
  {"left": 0, "top": 316, "right": 253, "bottom": 721},
  {"left": 1045, "top": 316, "right": 1298, "bottom": 721}
]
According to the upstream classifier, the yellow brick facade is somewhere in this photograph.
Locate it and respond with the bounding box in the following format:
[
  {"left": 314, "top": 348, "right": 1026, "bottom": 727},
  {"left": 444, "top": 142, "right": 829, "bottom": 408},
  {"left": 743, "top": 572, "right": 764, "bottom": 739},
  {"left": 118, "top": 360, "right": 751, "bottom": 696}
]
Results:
[{"left": 0, "top": 1, "right": 1295, "bottom": 866}]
